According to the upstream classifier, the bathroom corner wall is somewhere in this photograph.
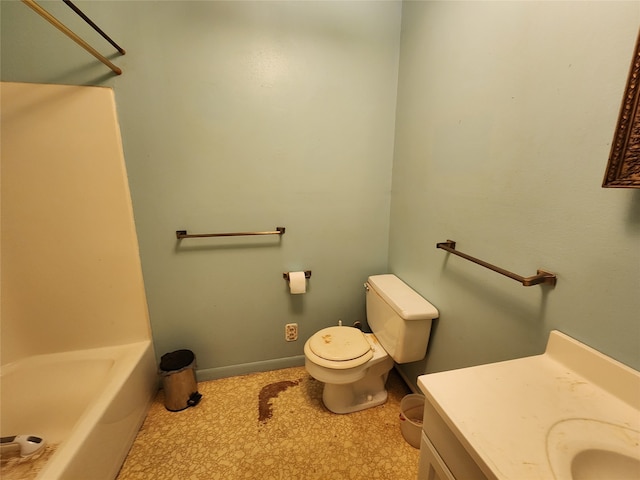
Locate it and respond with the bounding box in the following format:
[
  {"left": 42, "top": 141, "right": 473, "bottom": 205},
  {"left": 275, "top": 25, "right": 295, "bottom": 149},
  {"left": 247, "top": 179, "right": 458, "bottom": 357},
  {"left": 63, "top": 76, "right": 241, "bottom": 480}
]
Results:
[
  {"left": 7, "top": 1, "right": 636, "bottom": 389},
  {"left": 391, "top": 1, "right": 640, "bottom": 389},
  {"left": 1, "top": 82, "right": 151, "bottom": 364}
]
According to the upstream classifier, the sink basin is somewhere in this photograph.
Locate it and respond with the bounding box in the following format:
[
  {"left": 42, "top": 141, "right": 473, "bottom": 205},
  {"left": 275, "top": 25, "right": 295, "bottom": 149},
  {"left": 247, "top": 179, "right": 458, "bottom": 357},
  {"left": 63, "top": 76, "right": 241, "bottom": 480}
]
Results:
[
  {"left": 547, "top": 418, "right": 640, "bottom": 480},
  {"left": 571, "top": 448, "right": 640, "bottom": 480}
]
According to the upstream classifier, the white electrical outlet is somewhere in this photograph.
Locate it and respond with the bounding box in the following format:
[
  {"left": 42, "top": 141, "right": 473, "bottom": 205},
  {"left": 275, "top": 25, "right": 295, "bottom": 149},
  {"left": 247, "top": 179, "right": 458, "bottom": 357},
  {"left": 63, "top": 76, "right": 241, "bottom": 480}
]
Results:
[{"left": 285, "top": 323, "right": 298, "bottom": 341}]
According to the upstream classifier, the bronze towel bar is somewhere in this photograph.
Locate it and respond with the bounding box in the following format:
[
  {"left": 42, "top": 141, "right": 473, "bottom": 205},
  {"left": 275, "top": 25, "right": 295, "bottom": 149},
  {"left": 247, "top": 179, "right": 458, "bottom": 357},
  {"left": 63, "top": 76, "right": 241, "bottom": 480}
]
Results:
[
  {"left": 436, "top": 240, "right": 557, "bottom": 287},
  {"left": 176, "top": 227, "right": 285, "bottom": 239}
]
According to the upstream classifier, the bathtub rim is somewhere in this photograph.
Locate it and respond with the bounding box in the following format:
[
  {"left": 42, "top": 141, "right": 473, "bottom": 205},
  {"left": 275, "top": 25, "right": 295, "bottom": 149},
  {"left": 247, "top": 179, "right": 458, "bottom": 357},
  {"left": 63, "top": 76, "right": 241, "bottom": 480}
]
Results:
[{"left": 0, "top": 340, "right": 157, "bottom": 480}]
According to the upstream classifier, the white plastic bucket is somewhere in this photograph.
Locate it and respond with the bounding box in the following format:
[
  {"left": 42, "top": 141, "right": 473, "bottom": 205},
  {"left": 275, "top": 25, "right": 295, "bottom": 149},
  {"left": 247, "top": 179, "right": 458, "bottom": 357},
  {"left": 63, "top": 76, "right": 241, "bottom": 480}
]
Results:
[{"left": 399, "top": 393, "right": 424, "bottom": 448}]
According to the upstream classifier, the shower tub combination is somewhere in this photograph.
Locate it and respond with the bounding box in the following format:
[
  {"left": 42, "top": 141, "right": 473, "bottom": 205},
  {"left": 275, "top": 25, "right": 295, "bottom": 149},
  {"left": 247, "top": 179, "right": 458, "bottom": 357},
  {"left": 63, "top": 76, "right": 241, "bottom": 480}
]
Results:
[
  {"left": 2, "top": 82, "right": 159, "bottom": 478},
  {"left": 0, "top": 341, "right": 157, "bottom": 480}
]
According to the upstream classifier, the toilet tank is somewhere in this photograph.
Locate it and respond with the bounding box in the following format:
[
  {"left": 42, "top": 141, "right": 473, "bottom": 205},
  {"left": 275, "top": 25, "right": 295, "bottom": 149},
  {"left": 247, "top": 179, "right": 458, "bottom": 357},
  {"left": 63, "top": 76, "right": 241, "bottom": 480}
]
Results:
[{"left": 366, "top": 274, "right": 439, "bottom": 364}]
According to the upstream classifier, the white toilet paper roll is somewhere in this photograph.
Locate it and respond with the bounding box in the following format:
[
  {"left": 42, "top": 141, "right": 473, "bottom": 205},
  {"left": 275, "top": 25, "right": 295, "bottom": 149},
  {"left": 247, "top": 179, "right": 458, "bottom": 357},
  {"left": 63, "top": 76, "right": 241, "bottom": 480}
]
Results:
[{"left": 288, "top": 271, "right": 306, "bottom": 294}]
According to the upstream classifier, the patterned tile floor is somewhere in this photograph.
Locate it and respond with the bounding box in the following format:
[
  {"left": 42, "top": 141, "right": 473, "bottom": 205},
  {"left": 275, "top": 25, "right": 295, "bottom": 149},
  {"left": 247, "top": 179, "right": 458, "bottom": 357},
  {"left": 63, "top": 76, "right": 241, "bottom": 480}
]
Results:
[{"left": 117, "top": 366, "right": 420, "bottom": 480}]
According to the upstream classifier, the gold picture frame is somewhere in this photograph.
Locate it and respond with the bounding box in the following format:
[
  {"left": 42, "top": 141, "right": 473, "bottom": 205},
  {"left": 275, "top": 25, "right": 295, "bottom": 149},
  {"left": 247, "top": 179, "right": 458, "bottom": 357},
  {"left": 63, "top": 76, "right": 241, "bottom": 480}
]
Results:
[{"left": 603, "top": 31, "right": 640, "bottom": 188}]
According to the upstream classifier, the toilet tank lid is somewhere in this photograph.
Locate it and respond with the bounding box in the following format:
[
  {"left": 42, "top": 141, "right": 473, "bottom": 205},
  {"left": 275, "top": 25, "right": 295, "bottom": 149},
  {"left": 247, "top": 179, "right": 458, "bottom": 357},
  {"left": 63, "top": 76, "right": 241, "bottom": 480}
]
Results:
[{"left": 368, "top": 274, "right": 439, "bottom": 320}]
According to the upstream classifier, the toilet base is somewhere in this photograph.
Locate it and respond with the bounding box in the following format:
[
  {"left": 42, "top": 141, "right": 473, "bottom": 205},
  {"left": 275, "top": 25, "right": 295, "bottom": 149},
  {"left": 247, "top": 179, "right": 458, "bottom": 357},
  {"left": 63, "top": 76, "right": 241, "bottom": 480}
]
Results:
[{"left": 321, "top": 357, "right": 394, "bottom": 414}]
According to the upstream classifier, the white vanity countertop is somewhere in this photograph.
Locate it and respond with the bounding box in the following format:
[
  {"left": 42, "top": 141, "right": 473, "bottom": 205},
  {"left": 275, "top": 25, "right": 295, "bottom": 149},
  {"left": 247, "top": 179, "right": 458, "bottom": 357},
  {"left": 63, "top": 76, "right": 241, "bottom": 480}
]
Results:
[{"left": 417, "top": 330, "right": 640, "bottom": 480}]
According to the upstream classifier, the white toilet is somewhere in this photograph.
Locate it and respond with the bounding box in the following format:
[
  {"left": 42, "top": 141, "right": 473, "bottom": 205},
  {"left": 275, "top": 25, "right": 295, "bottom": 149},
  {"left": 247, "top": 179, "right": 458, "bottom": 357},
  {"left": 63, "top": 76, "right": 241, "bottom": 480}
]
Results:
[{"left": 304, "top": 274, "right": 439, "bottom": 414}]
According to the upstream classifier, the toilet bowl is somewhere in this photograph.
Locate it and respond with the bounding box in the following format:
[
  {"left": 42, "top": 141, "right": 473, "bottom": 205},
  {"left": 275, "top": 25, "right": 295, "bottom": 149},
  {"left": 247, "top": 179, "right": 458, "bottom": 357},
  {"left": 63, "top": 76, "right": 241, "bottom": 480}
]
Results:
[
  {"left": 304, "top": 274, "right": 438, "bottom": 414},
  {"left": 304, "top": 327, "right": 394, "bottom": 414}
]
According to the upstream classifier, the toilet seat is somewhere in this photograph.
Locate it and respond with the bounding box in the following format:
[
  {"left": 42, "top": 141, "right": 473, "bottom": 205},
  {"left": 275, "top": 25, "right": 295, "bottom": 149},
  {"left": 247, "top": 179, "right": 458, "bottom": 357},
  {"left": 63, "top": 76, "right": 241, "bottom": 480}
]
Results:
[{"left": 306, "top": 327, "right": 373, "bottom": 369}]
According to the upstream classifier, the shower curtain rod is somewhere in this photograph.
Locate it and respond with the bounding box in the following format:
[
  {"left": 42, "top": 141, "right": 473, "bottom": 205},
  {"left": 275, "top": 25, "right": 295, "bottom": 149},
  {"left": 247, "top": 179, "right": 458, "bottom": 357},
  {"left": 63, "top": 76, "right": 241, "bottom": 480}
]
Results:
[
  {"left": 21, "top": 0, "right": 123, "bottom": 75},
  {"left": 62, "top": 0, "right": 125, "bottom": 55}
]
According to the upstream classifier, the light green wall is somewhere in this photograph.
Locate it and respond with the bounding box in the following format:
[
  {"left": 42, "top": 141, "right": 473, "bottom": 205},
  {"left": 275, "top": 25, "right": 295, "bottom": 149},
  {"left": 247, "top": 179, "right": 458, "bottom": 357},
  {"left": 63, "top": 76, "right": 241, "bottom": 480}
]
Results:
[
  {"left": 391, "top": 1, "right": 640, "bottom": 389},
  {"left": 2, "top": 1, "right": 638, "bottom": 387},
  {"left": 1, "top": 1, "right": 400, "bottom": 376}
]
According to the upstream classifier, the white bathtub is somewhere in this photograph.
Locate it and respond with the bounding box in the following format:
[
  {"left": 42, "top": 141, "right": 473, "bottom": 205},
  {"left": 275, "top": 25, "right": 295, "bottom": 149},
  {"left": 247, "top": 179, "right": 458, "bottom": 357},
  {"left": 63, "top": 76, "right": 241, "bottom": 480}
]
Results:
[{"left": 0, "top": 341, "right": 157, "bottom": 480}]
